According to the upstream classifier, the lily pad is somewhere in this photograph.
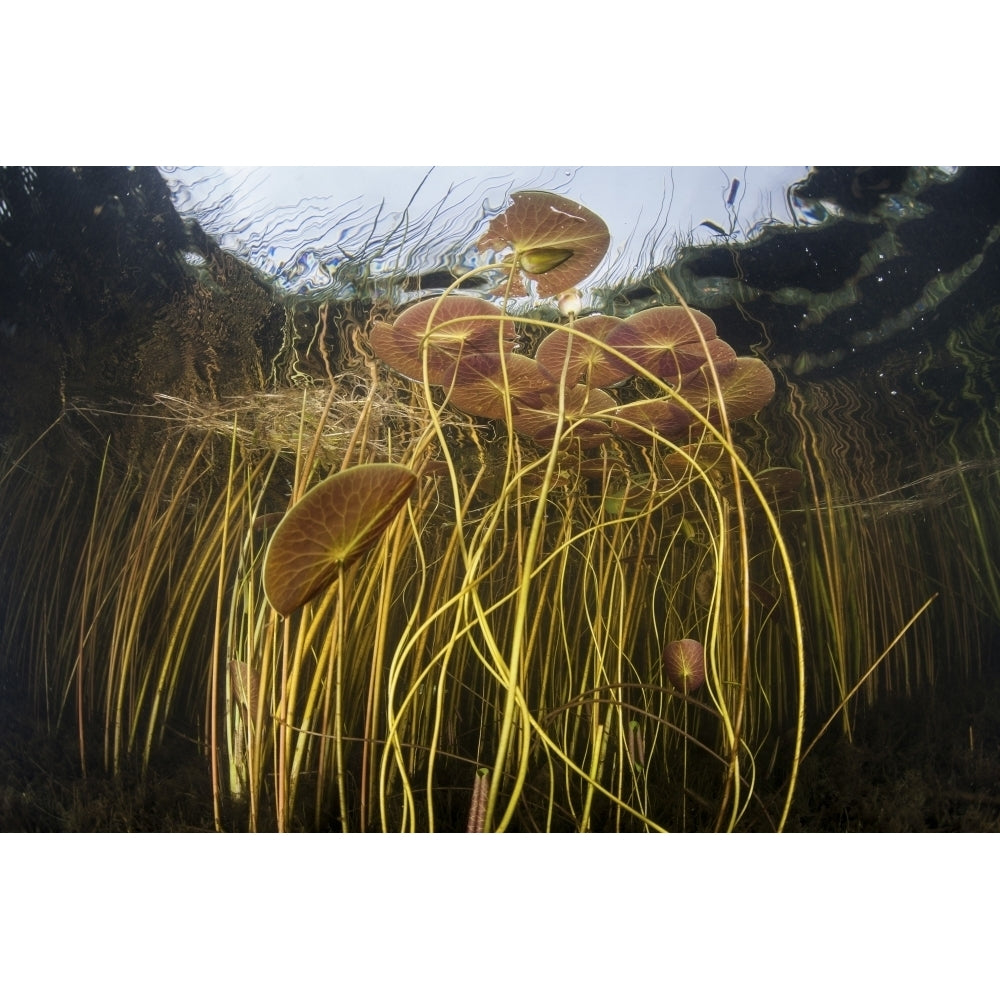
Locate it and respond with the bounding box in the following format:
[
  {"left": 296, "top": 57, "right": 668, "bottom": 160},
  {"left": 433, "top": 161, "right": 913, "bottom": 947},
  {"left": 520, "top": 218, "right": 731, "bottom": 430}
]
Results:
[
  {"left": 477, "top": 190, "right": 611, "bottom": 297},
  {"left": 446, "top": 353, "right": 554, "bottom": 419},
  {"left": 606, "top": 306, "right": 720, "bottom": 381},
  {"left": 663, "top": 638, "right": 706, "bottom": 693},
  {"left": 683, "top": 357, "right": 776, "bottom": 423},
  {"left": 370, "top": 296, "right": 511, "bottom": 385},
  {"left": 535, "top": 314, "right": 632, "bottom": 388},
  {"left": 511, "top": 385, "right": 616, "bottom": 448},
  {"left": 263, "top": 463, "right": 418, "bottom": 616}
]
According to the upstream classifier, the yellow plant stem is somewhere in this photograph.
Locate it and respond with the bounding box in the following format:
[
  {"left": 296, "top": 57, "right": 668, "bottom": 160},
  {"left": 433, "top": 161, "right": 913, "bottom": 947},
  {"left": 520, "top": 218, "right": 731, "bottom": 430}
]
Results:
[
  {"left": 333, "top": 566, "right": 349, "bottom": 830},
  {"left": 486, "top": 293, "right": 575, "bottom": 832},
  {"left": 75, "top": 438, "right": 112, "bottom": 779},
  {"left": 359, "top": 502, "right": 424, "bottom": 830},
  {"left": 580, "top": 717, "right": 610, "bottom": 832},
  {"left": 801, "top": 593, "right": 939, "bottom": 762},
  {"left": 209, "top": 416, "right": 241, "bottom": 830}
]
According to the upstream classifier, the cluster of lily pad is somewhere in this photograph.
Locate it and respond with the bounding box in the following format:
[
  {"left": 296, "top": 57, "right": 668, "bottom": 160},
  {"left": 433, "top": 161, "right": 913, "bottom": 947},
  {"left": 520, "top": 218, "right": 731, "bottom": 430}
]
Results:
[
  {"left": 368, "top": 189, "right": 776, "bottom": 451},
  {"left": 262, "top": 190, "right": 779, "bottom": 619}
]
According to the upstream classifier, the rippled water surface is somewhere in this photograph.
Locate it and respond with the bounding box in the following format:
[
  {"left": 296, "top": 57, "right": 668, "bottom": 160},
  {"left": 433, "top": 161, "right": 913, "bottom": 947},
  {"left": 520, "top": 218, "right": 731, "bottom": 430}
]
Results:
[{"left": 160, "top": 166, "right": 807, "bottom": 295}]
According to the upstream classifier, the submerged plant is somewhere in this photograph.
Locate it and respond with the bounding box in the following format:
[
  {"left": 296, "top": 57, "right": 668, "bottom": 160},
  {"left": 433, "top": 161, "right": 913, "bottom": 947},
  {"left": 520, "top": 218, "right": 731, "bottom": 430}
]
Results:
[
  {"left": 369, "top": 297, "right": 512, "bottom": 386},
  {"left": 476, "top": 189, "right": 611, "bottom": 297},
  {"left": 354, "top": 188, "right": 807, "bottom": 831},
  {"left": 7, "top": 185, "right": 969, "bottom": 833},
  {"left": 263, "top": 463, "right": 417, "bottom": 617},
  {"left": 663, "top": 638, "right": 706, "bottom": 694}
]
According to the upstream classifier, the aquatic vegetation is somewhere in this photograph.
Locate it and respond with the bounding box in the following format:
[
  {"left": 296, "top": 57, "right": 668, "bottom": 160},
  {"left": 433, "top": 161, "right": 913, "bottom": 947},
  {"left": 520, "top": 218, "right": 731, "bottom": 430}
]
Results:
[
  {"left": 605, "top": 306, "right": 723, "bottom": 381},
  {"left": 0, "top": 189, "right": 805, "bottom": 831},
  {"left": 534, "top": 314, "right": 628, "bottom": 388},
  {"left": 369, "top": 297, "right": 512, "bottom": 385},
  {"left": 8, "top": 184, "right": 991, "bottom": 834},
  {"left": 476, "top": 189, "right": 611, "bottom": 297},
  {"left": 663, "top": 638, "right": 706, "bottom": 694},
  {"left": 263, "top": 463, "right": 417, "bottom": 617}
]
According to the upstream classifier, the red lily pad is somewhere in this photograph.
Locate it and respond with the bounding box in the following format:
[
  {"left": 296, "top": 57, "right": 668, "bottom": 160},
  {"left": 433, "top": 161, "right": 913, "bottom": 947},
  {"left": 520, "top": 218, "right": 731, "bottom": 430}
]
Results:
[
  {"left": 477, "top": 190, "right": 611, "bottom": 297},
  {"left": 663, "top": 638, "right": 706, "bottom": 693},
  {"left": 370, "top": 296, "right": 512, "bottom": 385},
  {"left": 263, "top": 463, "right": 418, "bottom": 616},
  {"left": 535, "top": 314, "right": 632, "bottom": 388},
  {"left": 512, "top": 385, "right": 616, "bottom": 448},
  {"left": 682, "top": 357, "right": 776, "bottom": 423},
  {"left": 445, "top": 353, "right": 554, "bottom": 419},
  {"left": 606, "top": 306, "right": 720, "bottom": 381}
]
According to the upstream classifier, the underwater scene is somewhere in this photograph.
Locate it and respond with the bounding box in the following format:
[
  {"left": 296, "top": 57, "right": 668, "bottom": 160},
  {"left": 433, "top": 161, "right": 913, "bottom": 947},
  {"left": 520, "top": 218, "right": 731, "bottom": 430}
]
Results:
[{"left": 2, "top": 165, "right": 999, "bottom": 832}]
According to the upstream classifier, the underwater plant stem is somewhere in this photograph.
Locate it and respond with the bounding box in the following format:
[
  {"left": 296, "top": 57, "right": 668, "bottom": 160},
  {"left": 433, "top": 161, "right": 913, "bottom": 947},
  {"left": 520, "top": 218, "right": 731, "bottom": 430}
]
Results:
[
  {"left": 294, "top": 385, "right": 338, "bottom": 501},
  {"left": 359, "top": 511, "right": 414, "bottom": 831},
  {"left": 682, "top": 688, "right": 690, "bottom": 831},
  {"left": 284, "top": 584, "right": 342, "bottom": 818},
  {"left": 581, "top": 709, "right": 613, "bottom": 832},
  {"left": 664, "top": 281, "right": 810, "bottom": 829},
  {"left": 339, "top": 380, "right": 378, "bottom": 472},
  {"left": 787, "top": 381, "right": 853, "bottom": 733},
  {"left": 662, "top": 281, "right": 754, "bottom": 830},
  {"left": 75, "top": 438, "right": 113, "bottom": 779},
  {"left": 209, "top": 417, "right": 240, "bottom": 832},
  {"left": 276, "top": 619, "right": 290, "bottom": 832},
  {"left": 333, "top": 567, "right": 349, "bottom": 831},
  {"left": 486, "top": 310, "right": 574, "bottom": 832},
  {"left": 952, "top": 455, "right": 1000, "bottom": 618},
  {"left": 801, "top": 593, "right": 938, "bottom": 762}
]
